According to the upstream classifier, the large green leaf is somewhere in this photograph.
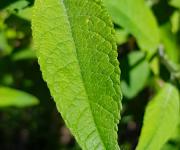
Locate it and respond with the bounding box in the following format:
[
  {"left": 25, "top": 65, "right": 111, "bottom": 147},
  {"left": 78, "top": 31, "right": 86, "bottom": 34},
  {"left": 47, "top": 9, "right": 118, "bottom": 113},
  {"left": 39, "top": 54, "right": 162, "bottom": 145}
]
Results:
[
  {"left": 120, "top": 51, "right": 150, "bottom": 99},
  {"left": 32, "top": 0, "right": 122, "bottom": 149},
  {"left": 136, "top": 83, "right": 180, "bottom": 150},
  {"left": 103, "top": 0, "right": 160, "bottom": 56},
  {"left": 0, "top": 87, "right": 39, "bottom": 107}
]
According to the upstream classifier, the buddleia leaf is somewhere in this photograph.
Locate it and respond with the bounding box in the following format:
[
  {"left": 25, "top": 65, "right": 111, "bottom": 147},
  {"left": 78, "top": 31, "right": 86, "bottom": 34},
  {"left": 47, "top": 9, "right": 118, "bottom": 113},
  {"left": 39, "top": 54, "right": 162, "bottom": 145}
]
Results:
[{"left": 32, "top": 0, "right": 122, "bottom": 149}]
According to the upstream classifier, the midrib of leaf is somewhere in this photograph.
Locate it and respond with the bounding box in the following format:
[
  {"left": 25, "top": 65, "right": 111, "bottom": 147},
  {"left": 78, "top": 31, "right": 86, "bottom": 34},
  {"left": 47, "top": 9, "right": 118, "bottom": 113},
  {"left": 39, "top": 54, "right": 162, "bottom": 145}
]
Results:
[
  {"left": 32, "top": 0, "right": 121, "bottom": 149},
  {"left": 60, "top": 0, "right": 106, "bottom": 148}
]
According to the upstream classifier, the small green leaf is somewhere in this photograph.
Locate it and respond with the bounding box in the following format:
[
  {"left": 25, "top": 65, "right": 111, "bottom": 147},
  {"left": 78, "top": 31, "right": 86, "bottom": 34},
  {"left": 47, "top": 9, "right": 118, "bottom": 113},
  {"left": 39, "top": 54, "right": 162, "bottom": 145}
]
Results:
[
  {"left": 136, "top": 83, "right": 180, "bottom": 150},
  {"left": 170, "top": 0, "right": 180, "bottom": 8},
  {"left": 12, "top": 48, "right": 36, "bottom": 61},
  {"left": 16, "top": 7, "right": 32, "bottom": 20},
  {"left": 103, "top": 0, "right": 160, "bottom": 56},
  {"left": 120, "top": 51, "right": 150, "bottom": 99},
  {"left": 32, "top": 0, "right": 122, "bottom": 149},
  {"left": 115, "top": 29, "right": 128, "bottom": 45},
  {"left": 5, "top": 0, "right": 32, "bottom": 20},
  {"left": 160, "top": 23, "right": 179, "bottom": 63},
  {"left": 171, "top": 11, "right": 180, "bottom": 33},
  {"left": 0, "top": 32, "right": 12, "bottom": 56},
  {"left": 145, "top": 0, "right": 159, "bottom": 7},
  {"left": 150, "top": 57, "right": 160, "bottom": 75},
  {"left": 162, "top": 94, "right": 180, "bottom": 150},
  {"left": 5, "top": 0, "right": 29, "bottom": 13},
  {"left": 0, "top": 87, "right": 39, "bottom": 107}
]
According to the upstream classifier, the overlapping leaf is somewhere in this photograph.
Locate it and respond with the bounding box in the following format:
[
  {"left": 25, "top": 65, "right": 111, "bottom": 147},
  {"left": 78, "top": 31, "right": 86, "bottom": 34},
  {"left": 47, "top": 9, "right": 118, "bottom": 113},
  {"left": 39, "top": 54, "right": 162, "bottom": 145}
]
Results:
[{"left": 103, "top": 0, "right": 160, "bottom": 56}]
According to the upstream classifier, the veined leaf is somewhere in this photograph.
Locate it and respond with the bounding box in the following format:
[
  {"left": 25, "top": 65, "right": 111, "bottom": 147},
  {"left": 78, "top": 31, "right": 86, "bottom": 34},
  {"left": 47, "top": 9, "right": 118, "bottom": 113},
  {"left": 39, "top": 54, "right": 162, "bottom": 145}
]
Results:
[
  {"left": 0, "top": 87, "right": 39, "bottom": 107},
  {"left": 32, "top": 0, "right": 122, "bottom": 149},
  {"left": 103, "top": 0, "right": 160, "bottom": 57},
  {"left": 136, "top": 83, "right": 180, "bottom": 150}
]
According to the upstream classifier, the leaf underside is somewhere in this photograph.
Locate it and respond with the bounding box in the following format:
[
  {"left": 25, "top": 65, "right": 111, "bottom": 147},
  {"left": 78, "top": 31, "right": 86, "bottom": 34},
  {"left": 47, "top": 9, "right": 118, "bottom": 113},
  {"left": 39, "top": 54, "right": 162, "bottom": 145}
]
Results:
[{"left": 32, "top": 0, "right": 122, "bottom": 149}]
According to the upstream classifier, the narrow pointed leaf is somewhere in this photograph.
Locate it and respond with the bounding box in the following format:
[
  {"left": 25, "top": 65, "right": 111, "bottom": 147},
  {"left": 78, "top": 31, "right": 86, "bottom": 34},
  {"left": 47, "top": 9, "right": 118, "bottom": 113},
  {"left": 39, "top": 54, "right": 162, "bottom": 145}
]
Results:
[
  {"left": 0, "top": 87, "right": 39, "bottom": 107},
  {"left": 136, "top": 83, "right": 180, "bottom": 150},
  {"left": 32, "top": 0, "right": 122, "bottom": 149}
]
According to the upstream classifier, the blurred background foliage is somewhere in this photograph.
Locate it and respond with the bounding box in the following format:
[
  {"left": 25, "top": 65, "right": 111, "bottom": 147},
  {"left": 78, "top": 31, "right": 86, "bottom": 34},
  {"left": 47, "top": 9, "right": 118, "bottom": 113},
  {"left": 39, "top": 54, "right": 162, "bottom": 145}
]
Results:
[{"left": 0, "top": 0, "right": 179, "bottom": 150}]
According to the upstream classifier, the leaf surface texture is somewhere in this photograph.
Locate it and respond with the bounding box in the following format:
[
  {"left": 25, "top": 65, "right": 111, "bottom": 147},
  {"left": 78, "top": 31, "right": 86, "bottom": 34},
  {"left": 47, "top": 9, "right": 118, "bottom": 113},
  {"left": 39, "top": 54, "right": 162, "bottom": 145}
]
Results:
[{"left": 32, "top": 0, "right": 121, "bottom": 149}]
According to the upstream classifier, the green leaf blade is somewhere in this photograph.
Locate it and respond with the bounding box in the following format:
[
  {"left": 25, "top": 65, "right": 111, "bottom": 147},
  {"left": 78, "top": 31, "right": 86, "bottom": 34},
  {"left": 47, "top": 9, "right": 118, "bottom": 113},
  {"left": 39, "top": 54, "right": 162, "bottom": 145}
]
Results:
[
  {"left": 103, "top": 0, "right": 160, "bottom": 56},
  {"left": 0, "top": 87, "right": 39, "bottom": 107},
  {"left": 32, "top": 0, "right": 122, "bottom": 149},
  {"left": 136, "top": 83, "right": 180, "bottom": 150}
]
